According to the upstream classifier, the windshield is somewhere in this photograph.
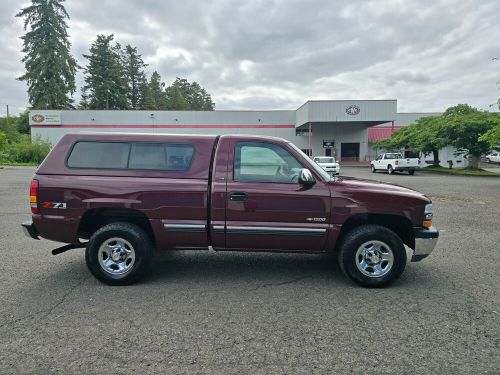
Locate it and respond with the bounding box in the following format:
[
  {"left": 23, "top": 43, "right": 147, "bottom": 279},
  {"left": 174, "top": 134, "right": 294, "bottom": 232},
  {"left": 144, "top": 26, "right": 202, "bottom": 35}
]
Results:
[
  {"left": 288, "top": 143, "right": 331, "bottom": 181},
  {"left": 315, "top": 157, "right": 336, "bottom": 163}
]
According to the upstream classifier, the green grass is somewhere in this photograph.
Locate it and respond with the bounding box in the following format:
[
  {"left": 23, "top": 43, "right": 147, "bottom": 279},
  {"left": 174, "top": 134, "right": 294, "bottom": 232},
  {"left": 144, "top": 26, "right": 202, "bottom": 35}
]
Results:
[
  {"left": 422, "top": 166, "right": 500, "bottom": 176},
  {"left": 0, "top": 161, "right": 39, "bottom": 167}
]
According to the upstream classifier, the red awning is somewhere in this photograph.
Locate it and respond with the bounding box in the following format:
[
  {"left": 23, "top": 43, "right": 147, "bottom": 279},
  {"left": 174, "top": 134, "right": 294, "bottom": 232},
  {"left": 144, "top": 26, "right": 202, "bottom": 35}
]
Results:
[{"left": 368, "top": 126, "right": 402, "bottom": 143}]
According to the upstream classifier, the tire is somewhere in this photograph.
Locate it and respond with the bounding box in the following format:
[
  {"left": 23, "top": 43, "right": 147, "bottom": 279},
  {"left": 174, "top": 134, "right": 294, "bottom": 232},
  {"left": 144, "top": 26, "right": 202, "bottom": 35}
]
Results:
[
  {"left": 85, "top": 222, "right": 153, "bottom": 286},
  {"left": 371, "top": 165, "right": 376, "bottom": 173},
  {"left": 408, "top": 169, "right": 415, "bottom": 175},
  {"left": 338, "top": 224, "right": 407, "bottom": 287},
  {"left": 387, "top": 165, "right": 394, "bottom": 175}
]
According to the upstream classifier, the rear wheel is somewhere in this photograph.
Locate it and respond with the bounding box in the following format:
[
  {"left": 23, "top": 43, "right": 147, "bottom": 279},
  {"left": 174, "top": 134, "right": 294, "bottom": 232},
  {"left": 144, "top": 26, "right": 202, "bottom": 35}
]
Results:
[
  {"left": 85, "top": 222, "right": 153, "bottom": 285},
  {"left": 338, "top": 224, "right": 407, "bottom": 287},
  {"left": 408, "top": 169, "right": 415, "bottom": 175},
  {"left": 371, "top": 165, "right": 376, "bottom": 173},
  {"left": 387, "top": 165, "right": 394, "bottom": 175}
]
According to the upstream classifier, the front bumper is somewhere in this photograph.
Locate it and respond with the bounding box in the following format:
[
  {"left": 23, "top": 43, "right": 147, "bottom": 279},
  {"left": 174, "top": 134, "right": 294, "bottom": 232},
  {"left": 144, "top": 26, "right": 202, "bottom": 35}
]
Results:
[
  {"left": 411, "top": 226, "right": 439, "bottom": 262},
  {"left": 323, "top": 167, "right": 340, "bottom": 174},
  {"left": 22, "top": 220, "right": 39, "bottom": 240}
]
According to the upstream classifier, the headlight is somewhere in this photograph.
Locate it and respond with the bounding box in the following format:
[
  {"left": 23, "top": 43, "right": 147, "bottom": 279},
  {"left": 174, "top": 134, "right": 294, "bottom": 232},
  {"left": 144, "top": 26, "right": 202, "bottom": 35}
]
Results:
[{"left": 423, "top": 203, "right": 433, "bottom": 228}]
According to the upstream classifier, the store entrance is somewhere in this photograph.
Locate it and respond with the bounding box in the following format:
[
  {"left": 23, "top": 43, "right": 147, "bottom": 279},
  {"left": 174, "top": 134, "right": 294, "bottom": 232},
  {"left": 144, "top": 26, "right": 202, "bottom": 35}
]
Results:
[{"left": 341, "top": 143, "right": 360, "bottom": 161}]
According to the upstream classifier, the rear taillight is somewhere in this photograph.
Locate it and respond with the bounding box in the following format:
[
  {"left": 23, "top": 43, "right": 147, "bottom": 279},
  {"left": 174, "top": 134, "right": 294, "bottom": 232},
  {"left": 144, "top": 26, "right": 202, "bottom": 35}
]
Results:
[
  {"left": 395, "top": 160, "right": 399, "bottom": 165},
  {"left": 29, "top": 180, "right": 38, "bottom": 214}
]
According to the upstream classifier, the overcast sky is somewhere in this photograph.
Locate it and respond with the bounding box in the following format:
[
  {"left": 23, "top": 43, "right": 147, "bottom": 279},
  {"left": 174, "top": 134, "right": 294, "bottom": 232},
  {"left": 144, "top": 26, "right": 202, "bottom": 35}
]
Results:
[{"left": 1, "top": 0, "right": 499, "bottom": 115}]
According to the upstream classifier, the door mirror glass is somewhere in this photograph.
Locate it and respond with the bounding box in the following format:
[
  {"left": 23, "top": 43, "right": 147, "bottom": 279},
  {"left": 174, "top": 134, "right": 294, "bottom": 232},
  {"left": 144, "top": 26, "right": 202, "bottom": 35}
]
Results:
[{"left": 298, "top": 169, "right": 315, "bottom": 187}]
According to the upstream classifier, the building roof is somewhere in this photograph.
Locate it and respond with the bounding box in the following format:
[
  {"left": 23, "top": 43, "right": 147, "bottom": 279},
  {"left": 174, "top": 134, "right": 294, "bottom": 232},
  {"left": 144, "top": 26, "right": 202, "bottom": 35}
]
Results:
[{"left": 368, "top": 126, "right": 402, "bottom": 143}]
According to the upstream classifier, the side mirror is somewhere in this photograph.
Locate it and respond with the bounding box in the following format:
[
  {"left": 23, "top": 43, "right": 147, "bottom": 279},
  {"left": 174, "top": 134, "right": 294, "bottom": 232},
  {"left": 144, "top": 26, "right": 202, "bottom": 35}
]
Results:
[{"left": 298, "top": 169, "right": 315, "bottom": 187}]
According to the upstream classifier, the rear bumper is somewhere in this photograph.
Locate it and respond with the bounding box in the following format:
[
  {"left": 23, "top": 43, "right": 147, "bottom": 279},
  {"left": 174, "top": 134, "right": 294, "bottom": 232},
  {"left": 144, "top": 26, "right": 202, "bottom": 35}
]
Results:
[
  {"left": 411, "top": 226, "right": 439, "bottom": 262},
  {"left": 395, "top": 166, "right": 419, "bottom": 171},
  {"left": 22, "top": 221, "right": 40, "bottom": 240}
]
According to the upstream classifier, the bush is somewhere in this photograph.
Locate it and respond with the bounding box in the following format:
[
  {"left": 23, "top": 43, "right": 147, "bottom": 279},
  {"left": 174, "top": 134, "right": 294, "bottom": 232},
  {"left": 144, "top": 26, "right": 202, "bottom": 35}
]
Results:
[
  {"left": 0, "top": 132, "right": 10, "bottom": 162},
  {"left": 9, "top": 135, "right": 52, "bottom": 163}
]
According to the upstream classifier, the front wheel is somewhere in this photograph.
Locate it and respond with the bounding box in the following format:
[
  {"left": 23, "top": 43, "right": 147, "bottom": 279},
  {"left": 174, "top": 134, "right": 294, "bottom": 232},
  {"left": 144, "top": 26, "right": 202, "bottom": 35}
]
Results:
[
  {"left": 338, "top": 224, "right": 407, "bottom": 287},
  {"left": 85, "top": 222, "right": 153, "bottom": 285},
  {"left": 371, "top": 165, "right": 376, "bottom": 173}
]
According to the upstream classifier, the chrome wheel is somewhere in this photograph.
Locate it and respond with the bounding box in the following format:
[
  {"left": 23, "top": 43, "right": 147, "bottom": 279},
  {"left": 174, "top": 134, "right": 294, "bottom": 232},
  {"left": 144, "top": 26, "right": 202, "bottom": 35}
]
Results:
[
  {"left": 355, "top": 240, "right": 394, "bottom": 278},
  {"left": 98, "top": 237, "right": 136, "bottom": 275}
]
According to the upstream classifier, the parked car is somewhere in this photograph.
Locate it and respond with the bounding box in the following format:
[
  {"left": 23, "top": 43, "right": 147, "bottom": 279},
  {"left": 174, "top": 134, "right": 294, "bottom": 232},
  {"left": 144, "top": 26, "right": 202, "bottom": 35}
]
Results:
[
  {"left": 22, "top": 133, "right": 438, "bottom": 288},
  {"left": 371, "top": 152, "right": 420, "bottom": 175},
  {"left": 312, "top": 156, "right": 340, "bottom": 175},
  {"left": 485, "top": 152, "right": 500, "bottom": 164}
]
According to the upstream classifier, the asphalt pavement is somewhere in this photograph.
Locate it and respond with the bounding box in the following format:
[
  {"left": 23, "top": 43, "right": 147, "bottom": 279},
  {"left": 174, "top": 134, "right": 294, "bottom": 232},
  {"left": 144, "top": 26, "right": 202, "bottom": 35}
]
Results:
[{"left": 0, "top": 166, "right": 499, "bottom": 374}]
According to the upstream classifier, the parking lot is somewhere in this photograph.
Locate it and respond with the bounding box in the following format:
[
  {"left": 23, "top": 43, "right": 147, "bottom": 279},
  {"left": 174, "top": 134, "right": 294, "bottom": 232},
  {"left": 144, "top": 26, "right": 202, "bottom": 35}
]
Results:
[{"left": 0, "top": 166, "right": 499, "bottom": 374}]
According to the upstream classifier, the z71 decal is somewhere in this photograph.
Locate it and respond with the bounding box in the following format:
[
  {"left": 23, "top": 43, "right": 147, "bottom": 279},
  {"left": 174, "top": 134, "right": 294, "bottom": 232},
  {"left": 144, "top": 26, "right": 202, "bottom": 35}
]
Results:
[{"left": 42, "top": 202, "right": 67, "bottom": 209}]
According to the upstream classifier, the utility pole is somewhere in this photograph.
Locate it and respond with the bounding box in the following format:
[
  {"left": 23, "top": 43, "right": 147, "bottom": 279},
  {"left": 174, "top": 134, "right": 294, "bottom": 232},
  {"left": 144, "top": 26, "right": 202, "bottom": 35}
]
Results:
[{"left": 0, "top": 103, "right": 9, "bottom": 125}]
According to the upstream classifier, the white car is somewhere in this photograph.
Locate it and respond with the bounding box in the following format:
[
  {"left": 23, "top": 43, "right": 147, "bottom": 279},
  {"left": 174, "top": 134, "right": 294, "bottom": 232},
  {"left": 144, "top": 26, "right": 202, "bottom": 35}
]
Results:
[
  {"left": 313, "top": 156, "right": 340, "bottom": 175},
  {"left": 485, "top": 152, "right": 500, "bottom": 163}
]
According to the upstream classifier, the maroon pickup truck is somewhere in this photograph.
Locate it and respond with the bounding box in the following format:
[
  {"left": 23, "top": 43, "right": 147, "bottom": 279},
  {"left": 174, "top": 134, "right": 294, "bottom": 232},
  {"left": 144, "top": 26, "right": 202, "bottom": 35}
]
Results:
[{"left": 22, "top": 133, "right": 438, "bottom": 287}]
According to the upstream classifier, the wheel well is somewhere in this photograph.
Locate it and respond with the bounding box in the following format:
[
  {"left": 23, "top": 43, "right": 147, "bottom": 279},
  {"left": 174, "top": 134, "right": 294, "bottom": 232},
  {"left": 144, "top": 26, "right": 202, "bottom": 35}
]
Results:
[
  {"left": 336, "top": 213, "right": 414, "bottom": 251},
  {"left": 78, "top": 208, "right": 155, "bottom": 246}
]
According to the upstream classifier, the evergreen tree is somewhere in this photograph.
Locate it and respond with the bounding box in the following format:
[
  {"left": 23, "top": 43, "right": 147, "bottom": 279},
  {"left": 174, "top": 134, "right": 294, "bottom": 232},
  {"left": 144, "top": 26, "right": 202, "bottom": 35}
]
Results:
[
  {"left": 165, "top": 77, "right": 214, "bottom": 110},
  {"left": 141, "top": 71, "right": 167, "bottom": 110},
  {"left": 138, "top": 79, "right": 155, "bottom": 110},
  {"left": 123, "top": 45, "right": 147, "bottom": 109},
  {"left": 82, "top": 34, "right": 129, "bottom": 109},
  {"left": 16, "top": 0, "right": 78, "bottom": 109},
  {"left": 166, "top": 86, "right": 189, "bottom": 110},
  {"left": 78, "top": 87, "right": 90, "bottom": 109}
]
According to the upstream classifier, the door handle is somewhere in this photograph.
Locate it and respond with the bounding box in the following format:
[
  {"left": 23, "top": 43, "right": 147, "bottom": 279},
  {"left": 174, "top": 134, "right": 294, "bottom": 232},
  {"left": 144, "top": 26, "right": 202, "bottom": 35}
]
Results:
[{"left": 229, "top": 192, "right": 248, "bottom": 201}]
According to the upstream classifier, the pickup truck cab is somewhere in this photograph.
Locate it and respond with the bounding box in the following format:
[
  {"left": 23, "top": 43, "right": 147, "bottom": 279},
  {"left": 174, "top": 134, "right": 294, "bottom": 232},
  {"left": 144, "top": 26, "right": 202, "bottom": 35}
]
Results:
[
  {"left": 371, "top": 152, "right": 420, "bottom": 175},
  {"left": 22, "top": 133, "right": 438, "bottom": 287},
  {"left": 485, "top": 151, "right": 500, "bottom": 164},
  {"left": 312, "top": 156, "right": 340, "bottom": 175}
]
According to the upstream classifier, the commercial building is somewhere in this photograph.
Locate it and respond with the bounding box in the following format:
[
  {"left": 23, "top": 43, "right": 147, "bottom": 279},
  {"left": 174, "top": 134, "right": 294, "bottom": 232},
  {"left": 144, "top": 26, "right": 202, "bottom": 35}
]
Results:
[{"left": 30, "top": 99, "right": 462, "bottom": 166}]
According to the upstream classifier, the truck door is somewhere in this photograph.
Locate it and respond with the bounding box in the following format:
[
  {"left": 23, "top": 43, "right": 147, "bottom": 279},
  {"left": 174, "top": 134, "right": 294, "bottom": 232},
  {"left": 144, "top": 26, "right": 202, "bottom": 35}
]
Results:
[{"left": 217, "top": 139, "right": 331, "bottom": 252}]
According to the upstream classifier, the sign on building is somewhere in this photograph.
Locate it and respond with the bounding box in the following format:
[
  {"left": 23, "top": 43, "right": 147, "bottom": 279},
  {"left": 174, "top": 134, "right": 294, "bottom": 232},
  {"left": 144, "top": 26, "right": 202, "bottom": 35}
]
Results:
[
  {"left": 30, "top": 112, "right": 61, "bottom": 125},
  {"left": 323, "top": 140, "right": 335, "bottom": 148}
]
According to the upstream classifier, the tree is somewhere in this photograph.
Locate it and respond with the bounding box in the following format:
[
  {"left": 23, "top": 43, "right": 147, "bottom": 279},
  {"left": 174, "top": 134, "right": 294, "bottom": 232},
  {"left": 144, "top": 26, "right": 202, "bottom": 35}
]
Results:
[
  {"left": 374, "top": 116, "right": 450, "bottom": 166},
  {"left": 165, "top": 77, "right": 215, "bottom": 110},
  {"left": 16, "top": 111, "right": 31, "bottom": 135},
  {"left": 82, "top": 34, "right": 129, "bottom": 109},
  {"left": 139, "top": 71, "right": 168, "bottom": 110},
  {"left": 78, "top": 87, "right": 90, "bottom": 109},
  {"left": 373, "top": 125, "right": 416, "bottom": 151},
  {"left": 478, "top": 119, "right": 500, "bottom": 149},
  {"left": 442, "top": 103, "right": 479, "bottom": 119},
  {"left": 16, "top": 0, "right": 78, "bottom": 109},
  {"left": 166, "top": 86, "right": 189, "bottom": 110},
  {"left": 412, "top": 116, "right": 449, "bottom": 167},
  {"left": 123, "top": 45, "right": 147, "bottom": 109},
  {"left": 440, "top": 105, "right": 497, "bottom": 169}
]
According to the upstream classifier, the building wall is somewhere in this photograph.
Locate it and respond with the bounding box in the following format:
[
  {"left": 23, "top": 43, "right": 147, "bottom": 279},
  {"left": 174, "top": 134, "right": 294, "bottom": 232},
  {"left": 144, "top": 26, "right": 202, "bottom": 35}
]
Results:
[
  {"left": 29, "top": 101, "right": 440, "bottom": 162},
  {"left": 296, "top": 100, "right": 397, "bottom": 125}
]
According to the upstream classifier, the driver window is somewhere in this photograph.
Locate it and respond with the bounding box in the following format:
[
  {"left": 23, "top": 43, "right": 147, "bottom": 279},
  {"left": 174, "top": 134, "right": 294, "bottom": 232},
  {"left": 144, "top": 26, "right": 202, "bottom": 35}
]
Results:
[{"left": 234, "top": 141, "right": 303, "bottom": 183}]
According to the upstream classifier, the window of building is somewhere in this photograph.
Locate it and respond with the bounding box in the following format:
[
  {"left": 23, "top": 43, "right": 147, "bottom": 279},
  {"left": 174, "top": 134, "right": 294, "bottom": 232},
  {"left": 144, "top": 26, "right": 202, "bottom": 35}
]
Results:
[{"left": 234, "top": 141, "right": 302, "bottom": 183}]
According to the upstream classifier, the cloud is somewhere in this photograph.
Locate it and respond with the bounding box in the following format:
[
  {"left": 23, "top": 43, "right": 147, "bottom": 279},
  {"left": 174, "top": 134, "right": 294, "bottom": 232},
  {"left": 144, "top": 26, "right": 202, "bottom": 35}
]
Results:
[{"left": 0, "top": 0, "right": 499, "bottom": 115}]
